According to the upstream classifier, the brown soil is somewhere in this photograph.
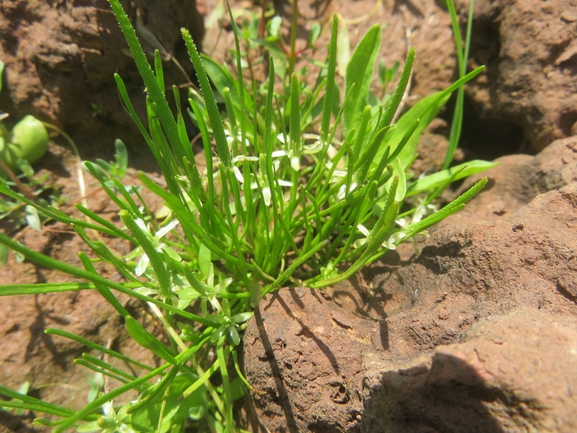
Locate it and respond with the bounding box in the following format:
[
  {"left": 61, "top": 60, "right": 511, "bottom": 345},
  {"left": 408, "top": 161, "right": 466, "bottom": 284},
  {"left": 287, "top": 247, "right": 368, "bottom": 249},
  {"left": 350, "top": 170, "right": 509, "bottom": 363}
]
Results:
[{"left": 1, "top": 0, "right": 576, "bottom": 432}]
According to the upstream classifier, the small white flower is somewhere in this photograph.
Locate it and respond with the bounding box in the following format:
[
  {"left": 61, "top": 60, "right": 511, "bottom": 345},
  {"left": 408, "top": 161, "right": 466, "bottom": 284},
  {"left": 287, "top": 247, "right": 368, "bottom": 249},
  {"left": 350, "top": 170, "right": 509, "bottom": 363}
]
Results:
[
  {"left": 224, "top": 126, "right": 251, "bottom": 148},
  {"left": 397, "top": 203, "right": 432, "bottom": 228},
  {"left": 353, "top": 224, "right": 371, "bottom": 248},
  {"left": 382, "top": 231, "right": 406, "bottom": 250},
  {"left": 290, "top": 155, "right": 300, "bottom": 172},
  {"left": 353, "top": 224, "right": 405, "bottom": 250},
  {"left": 337, "top": 181, "right": 357, "bottom": 200},
  {"left": 276, "top": 133, "right": 325, "bottom": 172},
  {"left": 232, "top": 154, "right": 292, "bottom": 206},
  {"left": 131, "top": 219, "right": 180, "bottom": 276}
]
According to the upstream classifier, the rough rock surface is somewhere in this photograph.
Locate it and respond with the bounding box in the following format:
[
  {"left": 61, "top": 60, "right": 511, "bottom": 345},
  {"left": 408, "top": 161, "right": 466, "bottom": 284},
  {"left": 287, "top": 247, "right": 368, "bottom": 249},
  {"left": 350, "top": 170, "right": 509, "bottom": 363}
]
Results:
[
  {"left": 445, "top": 135, "right": 577, "bottom": 226},
  {"left": 362, "top": 309, "right": 577, "bottom": 433},
  {"left": 0, "top": 0, "right": 204, "bottom": 138},
  {"left": 461, "top": 0, "right": 577, "bottom": 153},
  {"left": 243, "top": 143, "right": 577, "bottom": 431}
]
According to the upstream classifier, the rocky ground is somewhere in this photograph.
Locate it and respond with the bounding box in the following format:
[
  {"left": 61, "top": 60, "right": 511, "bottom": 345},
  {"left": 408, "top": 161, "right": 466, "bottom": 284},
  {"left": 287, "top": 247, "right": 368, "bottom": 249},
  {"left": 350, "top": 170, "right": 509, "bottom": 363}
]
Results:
[{"left": 0, "top": 0, "right": 576, "bottom": 432}]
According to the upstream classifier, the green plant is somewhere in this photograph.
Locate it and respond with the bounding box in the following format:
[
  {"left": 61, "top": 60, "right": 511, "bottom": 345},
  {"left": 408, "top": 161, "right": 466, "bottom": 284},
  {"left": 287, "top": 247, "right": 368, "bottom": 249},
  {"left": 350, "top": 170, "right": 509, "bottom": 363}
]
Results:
[
  {"left": 221, "top": 0, "right": 325, "bottom": 85},
  {"left": 0, "top": 61, "right": 50, "bottom": 176},
  {"left": 0, "top": 61, "right": 62, "bottom": 265},
  {"left": 444, "top": 0, "right": 476, "bottom": 168},
  {"left": 0, "top": 0, "right": 494, "bottom": 432},
  {"left": 94, "top": 139, "right": 129, "bottom": 181},
  {"left": 0, "top": 381, "right": 31, "bottom": 417},
  {"left": 89, "top": 139, "right": 134, "bottom": 194},
  {"left": 0, "top": 157, "right": 63, "bottom": 265}
]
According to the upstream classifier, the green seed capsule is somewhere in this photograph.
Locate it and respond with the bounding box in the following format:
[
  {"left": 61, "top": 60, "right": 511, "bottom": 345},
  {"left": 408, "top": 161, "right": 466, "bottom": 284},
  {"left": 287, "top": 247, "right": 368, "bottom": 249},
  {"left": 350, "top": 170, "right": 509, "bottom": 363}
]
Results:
[{"left": 0, "top": 115, "right": 49, "bottom": 173}]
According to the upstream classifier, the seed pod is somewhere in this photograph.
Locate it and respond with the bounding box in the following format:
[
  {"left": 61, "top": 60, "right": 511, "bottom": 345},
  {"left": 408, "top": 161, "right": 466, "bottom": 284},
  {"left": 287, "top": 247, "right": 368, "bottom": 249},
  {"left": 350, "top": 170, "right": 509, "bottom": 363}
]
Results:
[{"left": 0, "top": 115, "right": 49, "bottom": 173}]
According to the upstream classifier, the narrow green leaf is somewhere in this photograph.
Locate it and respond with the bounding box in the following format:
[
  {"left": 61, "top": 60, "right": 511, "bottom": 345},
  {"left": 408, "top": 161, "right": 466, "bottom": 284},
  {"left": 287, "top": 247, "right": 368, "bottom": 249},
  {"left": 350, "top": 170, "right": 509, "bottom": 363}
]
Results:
[
  {"left": 181, "top": 28, "right": 231, "bottom": 168},
  {"left": 119, "top": 210, "right": 171, "bottom": 298},
  {"left": 108, "top": 0, "right": 185, "bottom": 167},
  {"left": 443, "top": 0, "right": 476, "bottom": 169},
  {"left": 354, "top": 127, "right": 390, "bottom": 184},
  {"left": 321, "top": 15, "right": 339, "bottom": 143},
  {"left": 74, "top": 359, "right": 136, "bottom": 388},
  {"left": 125, "top": 316, "right": 177, "bottom": 364},
  {"left": 336, "top": 17, "right": 350, "bottom": 77},
  {"left": 289, "top": 74, "right": 301, "bottom": 168},
  {"left": 0, "top": 280, "right": 88, "bottom": 296},
  {"left": 408, "top": 160, "right": 498, "bottom": 196},
  {"left": 188, "top": 96, "right": 215, "bottom": 203},
  {"left": 154, "top": 50, "right": 165, "bottom": 95},
  {"left": 404, "top": 178, "right": 488, "bottom": 237},
  {"left": 75, "top": 204, "right": 134, "bottom": 242},
  {"left": 0, "top": 386, "right": 76, "bottom": 418},
  {"left": 198, "top": 242, "right": 211, "bottom": 278},
  {"left": 114, "top": 139, "right": 128, "bottom": 175},
  {"left": 378, "top": 46, "right": 415, "bottom": 129},
  {"left": 227, "top": 3, "right": 249, "bottom": 156},
  {"left": 78, "top": 252, "right": 130, "bottom": 317},
  {"left": 386, "top": 118, "right": 421, "bottom": 166},
  {"left": 351, "top": 105, "right": 372, "bottom": 161},
  {"left": 0, "top": 244, "right": 9, "bottom": 266},
  {"left": 344, "top": 24, "right": 381, "bottom": 134},
  {"left": 307, "top": 23, "right": 321, "bottom": 48},
  {"left": 46, "top": 328, "right": 154, "bottom": 371},
  {"left": 389, "top": 158, "right": 406, "bottom": 202}
]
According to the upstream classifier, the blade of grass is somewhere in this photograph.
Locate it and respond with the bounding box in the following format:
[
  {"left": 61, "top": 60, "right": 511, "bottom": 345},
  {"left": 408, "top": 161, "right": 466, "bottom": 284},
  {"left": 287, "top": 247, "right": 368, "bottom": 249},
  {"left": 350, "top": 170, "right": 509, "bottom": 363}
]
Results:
[{"left": 443, "top": 0, "right": 475, "bottom": 168}]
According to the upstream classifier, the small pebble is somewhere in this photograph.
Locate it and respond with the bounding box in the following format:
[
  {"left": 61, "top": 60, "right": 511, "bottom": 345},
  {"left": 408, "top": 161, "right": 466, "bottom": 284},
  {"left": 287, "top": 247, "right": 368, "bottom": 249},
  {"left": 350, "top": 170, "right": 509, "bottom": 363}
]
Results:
[{"left": 561, "top": 11, "right": 577, "bottom": 22}]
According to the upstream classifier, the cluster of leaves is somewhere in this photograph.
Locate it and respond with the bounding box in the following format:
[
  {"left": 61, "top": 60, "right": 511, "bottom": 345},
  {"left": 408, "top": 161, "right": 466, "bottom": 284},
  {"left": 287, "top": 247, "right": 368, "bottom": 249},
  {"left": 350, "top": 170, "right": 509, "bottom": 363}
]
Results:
[{"left": 0, "top": 0, "right": 492, "bottom": 432}]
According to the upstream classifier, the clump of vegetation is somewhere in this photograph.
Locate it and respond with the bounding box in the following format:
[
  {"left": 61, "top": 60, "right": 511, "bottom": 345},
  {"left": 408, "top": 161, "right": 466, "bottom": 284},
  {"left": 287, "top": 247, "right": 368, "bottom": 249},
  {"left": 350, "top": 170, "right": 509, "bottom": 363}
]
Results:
[{"left": 0, "top": 0, "right": 491, "bottom": 431}]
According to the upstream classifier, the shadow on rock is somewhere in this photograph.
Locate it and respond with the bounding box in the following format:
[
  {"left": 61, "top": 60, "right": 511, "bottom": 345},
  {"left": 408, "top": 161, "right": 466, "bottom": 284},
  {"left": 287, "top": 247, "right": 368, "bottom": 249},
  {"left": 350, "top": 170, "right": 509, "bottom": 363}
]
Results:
[{"left": 362, "top": 353, "right": 506, "bottom": 433}]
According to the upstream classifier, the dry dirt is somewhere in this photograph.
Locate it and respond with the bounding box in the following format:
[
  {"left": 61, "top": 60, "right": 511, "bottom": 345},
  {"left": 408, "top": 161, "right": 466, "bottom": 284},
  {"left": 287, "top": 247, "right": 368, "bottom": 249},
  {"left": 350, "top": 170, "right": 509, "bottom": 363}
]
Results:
[{"left": 1, "top": 0, "right": 576, "bottom": 432}]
